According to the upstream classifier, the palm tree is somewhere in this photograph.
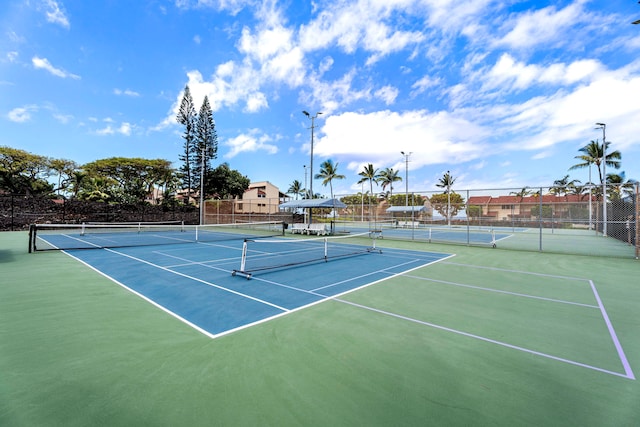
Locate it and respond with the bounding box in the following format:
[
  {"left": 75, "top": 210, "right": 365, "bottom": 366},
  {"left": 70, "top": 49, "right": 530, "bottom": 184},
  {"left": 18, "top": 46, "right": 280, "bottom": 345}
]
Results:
[
  {"left": 357, "top": 164, "right": 380, "bottom": 221},
  {"left": 569, "top": 140, "right": 621, "bottom": 187},
  {"left": 550, "top": 175, "right": 580, "bottom": 198},
  {"left": 510, "top": 187, "right": 532, "bottom": 201},
  {"left": 436, "top": 171, "right": 456, "bottom": 192},
  {"left": 378, "top": 168, "right": 402, "bottom": 200},
  {"left": 606, "top": 172, "right": 637, "bottom": 201},
  {"left": 287, "top": 179, "right": 304, "bottom": 200},
  {"left": 570, "top": 139, "right": 622, "bottom": 231},
  {"left": 436, "top": 171, "right": 456, "bottom": 226},
  {"left": 315, "top": 160, "right": 345, "bottom": 200},
  {"left": 69, "top": 170, "right": 88, "bottom": 199}
]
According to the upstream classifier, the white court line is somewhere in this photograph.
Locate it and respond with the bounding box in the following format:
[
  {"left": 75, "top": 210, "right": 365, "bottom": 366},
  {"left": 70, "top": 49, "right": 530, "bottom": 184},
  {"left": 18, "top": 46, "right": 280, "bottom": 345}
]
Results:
[
  {"left": 441, "top": 261, "right": 589, "bottom": 282},
  {"left": 380, "top": 262, "right": 635, "bottom": 380},
  {"left": 589, "top": 280, "right": 636, "bottom": 380},
  {"left": 403, "top": 274, "right": 599, "bottom": 309},
  {"left": 336, "top": 298, "right": 634, "bottom": 380}
]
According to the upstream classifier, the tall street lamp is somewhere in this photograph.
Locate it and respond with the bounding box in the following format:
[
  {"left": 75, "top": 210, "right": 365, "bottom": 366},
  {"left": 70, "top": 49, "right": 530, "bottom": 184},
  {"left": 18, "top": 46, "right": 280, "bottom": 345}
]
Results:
[
  {"left": 303, "top": 165, "right": 308, "bottom": 198},
  {"left": 303, "top": 164, "right": 308, "bottom": 223},
  {"left": 303, "top": 111, "right": 322, "bottom": 224},
  {"left": 447, "top": 170, "right": 451, "bottom": 227},
  {"left": 595, "top": 122, "right": 607, "bottom": 236},
  {"left": 401, "top": 151, "right": 411, "bottom": 207},
  {"left": 199, "top": 145, "right": 205, "bottom": 225}
]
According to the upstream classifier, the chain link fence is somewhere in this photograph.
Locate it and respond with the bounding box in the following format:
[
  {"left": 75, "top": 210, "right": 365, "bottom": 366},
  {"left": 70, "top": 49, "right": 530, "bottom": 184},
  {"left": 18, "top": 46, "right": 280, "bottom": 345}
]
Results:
[
  {"left": 284, "top": 184, "right": 639, "bottom": 260},
  {"left": 3, "top": 184, "right": 638, "bottom": 259},
  {"left": 1, "top": 195, "right": 199, "bottom": 230}
]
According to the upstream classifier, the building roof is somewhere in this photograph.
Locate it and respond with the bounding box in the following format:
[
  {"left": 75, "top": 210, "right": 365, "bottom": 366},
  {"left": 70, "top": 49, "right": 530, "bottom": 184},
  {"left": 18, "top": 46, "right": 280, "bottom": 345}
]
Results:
[
  {"left": 467, "top": 194, "right": 594, "bottom": 205},
  {"left": 279, "top": 198, "right": 347, "bottom": 209}
]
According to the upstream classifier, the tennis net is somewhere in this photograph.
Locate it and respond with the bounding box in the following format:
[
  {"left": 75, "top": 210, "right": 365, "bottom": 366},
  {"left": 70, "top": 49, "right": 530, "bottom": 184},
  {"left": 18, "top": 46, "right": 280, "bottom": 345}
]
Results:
[
  {"left": 29, "top": 221, "right": 285, "bottom": 252},
  {"left": 232, "top": 232, "right": 382, "bottom": 279}
]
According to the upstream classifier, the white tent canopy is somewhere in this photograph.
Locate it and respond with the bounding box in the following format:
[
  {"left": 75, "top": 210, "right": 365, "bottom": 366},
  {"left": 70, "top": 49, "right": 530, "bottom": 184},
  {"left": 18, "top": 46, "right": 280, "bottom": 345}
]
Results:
[
  {"left": 386, "top": 206, "right": 426, "bottom": 213},
  {"left": 279, "top": 198, "right": 347, "bottom": 209}
]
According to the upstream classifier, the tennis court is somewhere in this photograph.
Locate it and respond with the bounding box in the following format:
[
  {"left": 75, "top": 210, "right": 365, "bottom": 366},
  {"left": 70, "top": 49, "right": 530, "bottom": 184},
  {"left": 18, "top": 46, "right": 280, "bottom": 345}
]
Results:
[
  {"left": 331, "top": 220, "right": 512, "bottom": 246},
  {"left": 2, "top": 224, "right": 639, "bottom": 426},
  {"left": 46, "top": 225, "right": 452, "bottom": 337}
]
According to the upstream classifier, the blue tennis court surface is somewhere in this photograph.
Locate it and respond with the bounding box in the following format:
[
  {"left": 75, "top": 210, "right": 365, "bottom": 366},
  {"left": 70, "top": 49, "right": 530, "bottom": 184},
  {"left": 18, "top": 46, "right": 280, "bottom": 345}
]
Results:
[{"left": 64, "top": 238, "right": 453, "bottom": 338}]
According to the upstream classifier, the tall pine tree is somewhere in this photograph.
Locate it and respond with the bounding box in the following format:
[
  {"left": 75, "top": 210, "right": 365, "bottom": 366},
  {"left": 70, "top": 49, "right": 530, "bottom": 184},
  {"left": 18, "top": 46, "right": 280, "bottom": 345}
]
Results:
[
  {"left": 192, "top": 95, "right": 217, "bottom": 193},
  {"left": 176, "top": 85, "right": 197, "bottom": 202}
]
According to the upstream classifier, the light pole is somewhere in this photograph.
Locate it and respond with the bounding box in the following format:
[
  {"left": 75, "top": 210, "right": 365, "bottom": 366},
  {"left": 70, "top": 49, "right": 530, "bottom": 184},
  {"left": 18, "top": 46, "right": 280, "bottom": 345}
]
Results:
[
  {"left": 303, "top": 110, "right": 322, "bottom": 224},
  {"left": 588, "top": 162, "right": 593, "bottom": 231},
  {"left": 401, "top": 151, "right": 411, "bottom": 207},
  {"left": 199, "top": 144, "right": 205, "bottom": 225},
  {"left": 303, "top": 164, "right": 308, "bottom": 223},
  {"left": 303, "top": 165, "right": 308, "bottom": 198},
  {"left": 361, "top": 181, "right": 364, "bottom": 222},
  {"left": 596, "top": 122, "right": 607, "bottom": 236},
  {"left": 447, "top": 170, "right": 451, "bottom": 227}
]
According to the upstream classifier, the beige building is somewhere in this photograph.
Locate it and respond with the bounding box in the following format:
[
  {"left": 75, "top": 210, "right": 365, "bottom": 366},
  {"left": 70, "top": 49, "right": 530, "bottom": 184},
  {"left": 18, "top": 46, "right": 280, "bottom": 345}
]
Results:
[
  {"left": 236, "top": 181, "right": 287, "bottom": 214},
  {"left": 467, "top": 194, "right": 595, "bottom": 221}
]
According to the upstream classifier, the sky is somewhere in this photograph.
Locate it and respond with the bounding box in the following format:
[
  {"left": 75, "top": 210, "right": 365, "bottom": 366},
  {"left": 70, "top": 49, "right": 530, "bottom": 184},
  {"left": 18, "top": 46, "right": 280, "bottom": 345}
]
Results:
[{"left": 1, "top": 0, "right": 640, "bottom": 199}]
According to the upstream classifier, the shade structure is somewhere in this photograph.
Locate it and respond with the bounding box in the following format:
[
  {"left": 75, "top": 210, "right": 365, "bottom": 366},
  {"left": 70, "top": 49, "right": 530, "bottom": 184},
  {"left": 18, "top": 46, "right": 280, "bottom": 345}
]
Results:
[
  {"left": 386, "top": 205, "right": 426, "bottom": 213},
  {"left": 279, "top": 198, "right": 347, "bottom": 209}
]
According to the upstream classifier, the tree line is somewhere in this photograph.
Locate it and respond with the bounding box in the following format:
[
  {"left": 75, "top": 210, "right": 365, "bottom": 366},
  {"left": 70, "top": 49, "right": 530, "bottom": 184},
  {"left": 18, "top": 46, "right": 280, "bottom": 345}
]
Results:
[
  {"left": 0, "top": 85, "right": 249, "bottom": 204},
  {"left": 288, "top": 138, "right": 636, "bottom": 223}
]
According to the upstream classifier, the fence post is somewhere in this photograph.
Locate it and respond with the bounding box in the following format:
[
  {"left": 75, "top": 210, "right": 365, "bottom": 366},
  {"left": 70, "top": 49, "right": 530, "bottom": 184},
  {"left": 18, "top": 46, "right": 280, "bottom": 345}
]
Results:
[
  {"left": 634, "top": 182, "right": 640, "bottom": 259},
  {"left": 11, "top": 193, "right": 15, "bottom": 231},
  {"left": 539, "top": 187, "right": 543, "bottom": 252}
]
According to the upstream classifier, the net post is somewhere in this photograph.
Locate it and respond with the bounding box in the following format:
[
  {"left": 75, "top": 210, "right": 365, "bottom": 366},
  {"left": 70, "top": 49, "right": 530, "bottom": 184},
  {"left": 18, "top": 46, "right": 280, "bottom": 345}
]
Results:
[
  {"left": 240, "top": 239, "right": 248, "bottom": 272},
  {"left": 323, "top": 237, "right": 328, "bottom": 261},
  {"left": 28, "top": 224, "right": 34, "bottom": 253}
]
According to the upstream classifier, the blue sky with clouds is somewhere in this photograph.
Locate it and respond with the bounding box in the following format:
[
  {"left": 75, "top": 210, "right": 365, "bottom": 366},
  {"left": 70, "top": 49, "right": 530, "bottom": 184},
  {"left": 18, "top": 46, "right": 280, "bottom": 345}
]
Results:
[{"left": 1, "top": 0, "right": 639, "bottom": 197}]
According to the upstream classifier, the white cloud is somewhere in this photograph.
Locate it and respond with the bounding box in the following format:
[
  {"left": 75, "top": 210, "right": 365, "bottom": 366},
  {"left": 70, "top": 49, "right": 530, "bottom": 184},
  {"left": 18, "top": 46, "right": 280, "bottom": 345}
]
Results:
[
  {"left": 32, "top": 56, "right": 80, "bottom": 79},
  {"left": 119, "top": 122, "right": 132, "bottom": 136},
  {"left": 496, "top": 0, "right": 589, "bottom": 49},
  {"left": 7, "top": 31, "right": 26, "bottom": 43},
  {"left": 244, "top": 92, "right": 268, "bottom": 112},
  {"left": 95, "top": 122, "right": 132, "bottom": 136},
  {"left": 374, "top": 85, "right": 398, "bottom": 105},
  {"left": 43, "top": 0, "right": 70, "bottom": 28},
  {"left": 96, "top": 126, "right": 114, "bottom": 136},
  {"left": 299, "top": 0, "right": 424, "bottom": 60},
  {"left": 114, "top": 88, "right": 140, "bottom": 97},
  {"left": 225, "top": 129, "right": 279, "bottom": 157},
  {"left": 53, "top": 113, "right": 73, "bottom": 124},
  {"left": 7, "top": 105, "right": 38, "bottom": 122},
  {"left": 7, "top": 51, "right": 18, "bottom": 62},
  {"left": 316, "top": 110, "right": 489, "bottom": 170},
  {"left": 483, "top": 54, "right": 605, "bottom": 92},
  {"left": 411, "top": 75, "right": 443, "bottom": 97}
]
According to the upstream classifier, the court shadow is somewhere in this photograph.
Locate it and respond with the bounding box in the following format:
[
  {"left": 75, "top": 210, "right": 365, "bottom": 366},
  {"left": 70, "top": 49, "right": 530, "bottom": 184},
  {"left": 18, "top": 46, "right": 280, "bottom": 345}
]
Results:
[{"left": 0, "top": 249, "right": 15, "bottom": 263}]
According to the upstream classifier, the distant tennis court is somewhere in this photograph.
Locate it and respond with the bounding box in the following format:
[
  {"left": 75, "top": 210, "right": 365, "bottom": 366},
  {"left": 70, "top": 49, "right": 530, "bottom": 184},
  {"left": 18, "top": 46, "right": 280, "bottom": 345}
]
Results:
[{"left": 330, "top": 220, "right": 512, "bottom": 247}]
